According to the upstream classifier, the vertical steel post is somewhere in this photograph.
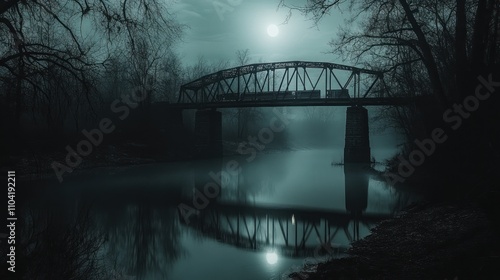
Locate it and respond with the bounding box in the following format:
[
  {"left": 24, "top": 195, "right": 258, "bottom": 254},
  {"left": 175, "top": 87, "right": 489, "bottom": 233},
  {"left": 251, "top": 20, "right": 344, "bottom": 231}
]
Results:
[
  {"left": 272, "top": 217, "right": 275, "bottom": 247},
  {"left": 266, "top": 215, "right": 269, "bottom": 244},
  {"left": 273, "top": 69, "right": 275, "bottom": 92},
  {"left": 295, "top": 67, "right": 298, "bottom": 91}
]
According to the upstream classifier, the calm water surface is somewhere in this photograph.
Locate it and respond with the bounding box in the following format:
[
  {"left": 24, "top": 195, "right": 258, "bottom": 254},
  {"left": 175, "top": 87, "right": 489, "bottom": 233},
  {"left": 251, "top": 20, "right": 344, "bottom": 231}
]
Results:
[{"left": 23, "top": 148, "right": 414, "bottom": 280}]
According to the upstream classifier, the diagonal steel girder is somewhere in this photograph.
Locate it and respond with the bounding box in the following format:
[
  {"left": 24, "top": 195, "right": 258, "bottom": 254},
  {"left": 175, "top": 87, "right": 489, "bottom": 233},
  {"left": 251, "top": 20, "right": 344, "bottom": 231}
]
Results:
[{"left": 178, "top": 61, "right": 384, "bottom": 103}]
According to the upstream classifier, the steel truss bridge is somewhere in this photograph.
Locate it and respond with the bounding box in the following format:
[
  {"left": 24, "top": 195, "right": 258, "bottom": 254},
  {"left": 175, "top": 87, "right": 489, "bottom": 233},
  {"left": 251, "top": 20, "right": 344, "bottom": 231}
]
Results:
[
  {"left": 181, "top": 201, "right": 391, "bottom": 258},
  {"left": 176, "top": 61, "right": 418, "bottom": 109}
]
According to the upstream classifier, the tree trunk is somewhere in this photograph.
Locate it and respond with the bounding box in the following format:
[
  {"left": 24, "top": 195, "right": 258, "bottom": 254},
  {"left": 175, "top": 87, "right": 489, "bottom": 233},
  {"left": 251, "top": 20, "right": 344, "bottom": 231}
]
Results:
[
  {"left": 471, "top": 0, "right": 493, "bottom": 70},
  {"left": 455, "top": 0, "right": 468, "bottom": 100},
  {"left": 398, "top": 0, "right": 448, "bottom": 107},
  {"left": 14, "top": 53, "right": 24, "bottom": 145},
  {"left": 488, "top": 1, "right": 499, "bottom": 64}
]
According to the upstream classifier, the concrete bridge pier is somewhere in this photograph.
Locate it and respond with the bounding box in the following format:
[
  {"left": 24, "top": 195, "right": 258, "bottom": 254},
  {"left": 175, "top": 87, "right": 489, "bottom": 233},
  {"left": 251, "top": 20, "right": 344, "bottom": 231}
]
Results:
[
  {"left": 195, "top": 109, "right": 222, "bottom": 158},
  {"left": 344, "top": 106, "right": 371, "bottom": 163}
]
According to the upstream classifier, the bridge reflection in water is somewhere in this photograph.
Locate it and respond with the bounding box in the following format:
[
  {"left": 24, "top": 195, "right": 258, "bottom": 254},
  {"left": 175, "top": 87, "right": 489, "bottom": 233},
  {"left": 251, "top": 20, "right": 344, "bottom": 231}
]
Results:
[{"left": 180, "top": 162, "right": 391, "bottom": 258}]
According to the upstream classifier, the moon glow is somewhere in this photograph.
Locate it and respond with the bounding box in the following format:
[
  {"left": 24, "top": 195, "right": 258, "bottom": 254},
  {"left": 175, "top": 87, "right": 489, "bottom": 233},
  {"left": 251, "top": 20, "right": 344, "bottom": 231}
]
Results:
[{"left": 267, "top": 24, "right": 279, "bottom": 37}]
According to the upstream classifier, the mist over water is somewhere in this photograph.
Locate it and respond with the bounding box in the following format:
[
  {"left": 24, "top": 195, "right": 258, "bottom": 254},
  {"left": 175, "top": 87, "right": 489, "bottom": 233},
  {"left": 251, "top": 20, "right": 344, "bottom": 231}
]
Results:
[{"left": 22, "top": 136, "right": 415, "bottom": 280}]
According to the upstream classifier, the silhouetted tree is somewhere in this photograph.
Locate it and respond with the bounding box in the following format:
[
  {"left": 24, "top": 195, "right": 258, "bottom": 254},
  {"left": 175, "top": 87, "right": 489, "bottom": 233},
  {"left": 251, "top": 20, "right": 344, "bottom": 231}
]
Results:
[
  {"left": 280, "top": 0, "right": 500, "bottom": 190},
  {"left": 14, "top": 204, "right": 106, "bottom": 280},
  {"left": 100, "top": 203, "right": 185, "bottom": 280},
  {"left": 231, "top": 49, "right": 264, "bottom": 139},
  {"left": 156, "top": 50, "right": 185, "bottom": 102},
  {"left": 0, "top": 0, "right": 183, "bottom": 142}
]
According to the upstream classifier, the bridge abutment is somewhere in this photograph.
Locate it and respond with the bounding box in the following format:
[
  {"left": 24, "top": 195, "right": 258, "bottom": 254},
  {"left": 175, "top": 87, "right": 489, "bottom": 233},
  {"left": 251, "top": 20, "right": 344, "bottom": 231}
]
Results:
[
  {"left": 344, "top": 106, "right": 371, "bottom": 163},
  {"left": 195, "top": 109, "right": 223, "bottom": 158}
]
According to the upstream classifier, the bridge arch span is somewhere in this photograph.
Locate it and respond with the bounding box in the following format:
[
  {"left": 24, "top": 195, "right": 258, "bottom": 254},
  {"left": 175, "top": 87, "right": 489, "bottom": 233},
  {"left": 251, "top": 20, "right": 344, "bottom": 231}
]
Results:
[{"left": 178, "top": 61, "right": 386, "bottom": 104}]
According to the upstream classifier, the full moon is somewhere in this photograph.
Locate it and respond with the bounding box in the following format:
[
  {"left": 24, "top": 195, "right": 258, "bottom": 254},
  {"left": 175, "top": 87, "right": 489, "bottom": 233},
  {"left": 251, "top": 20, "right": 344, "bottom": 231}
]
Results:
[
  {"left": 267, "top": 24, "right": 279, "bottom": 37},
  {"left": 266, "top": 252, "right": 278, "bottom": 265}
]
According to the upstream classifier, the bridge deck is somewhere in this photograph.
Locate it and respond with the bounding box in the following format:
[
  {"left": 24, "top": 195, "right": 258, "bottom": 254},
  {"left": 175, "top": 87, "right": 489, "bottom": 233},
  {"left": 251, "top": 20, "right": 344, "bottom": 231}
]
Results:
[
  {"left": 182, "top": 199, "right": 393, "bottom": 224},
  {"left": 166, "top": 97, "right": 421, "bottom": 109}
]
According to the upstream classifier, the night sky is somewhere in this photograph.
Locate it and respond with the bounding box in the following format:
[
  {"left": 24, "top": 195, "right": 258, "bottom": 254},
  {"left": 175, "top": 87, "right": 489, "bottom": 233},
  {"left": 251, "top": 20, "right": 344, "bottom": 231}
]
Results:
[
  {"left": 172, "top": 0, "right": 349, "bottom": 66},
  {"left": 168, "top": 0, "right": 402, "bottom": 151}
]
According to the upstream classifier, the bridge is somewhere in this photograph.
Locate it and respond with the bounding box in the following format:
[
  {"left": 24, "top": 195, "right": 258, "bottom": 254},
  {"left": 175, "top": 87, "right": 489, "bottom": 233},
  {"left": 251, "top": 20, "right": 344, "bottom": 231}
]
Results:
[
  {"left": 180, "top": 163, "right": 392, "bottom": 258},
  {"left": 151, "top": 61, "right": 423, "bottom": 159},
  {"left": 173, "top": 61, "right": 416, "bottom": 109},
  {"left": 181, "top": 201, "right": 389, "bottom": 258}
]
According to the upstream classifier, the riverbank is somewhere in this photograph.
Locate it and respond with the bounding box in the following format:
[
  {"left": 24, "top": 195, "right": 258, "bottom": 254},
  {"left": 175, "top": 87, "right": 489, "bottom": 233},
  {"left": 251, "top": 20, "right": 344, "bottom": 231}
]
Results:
[
  {"left": 288, "top": 199, "right": 500, "bottom": 280},
  {"left": 5, "top": 142, "right": 171, "bottom": 182}
]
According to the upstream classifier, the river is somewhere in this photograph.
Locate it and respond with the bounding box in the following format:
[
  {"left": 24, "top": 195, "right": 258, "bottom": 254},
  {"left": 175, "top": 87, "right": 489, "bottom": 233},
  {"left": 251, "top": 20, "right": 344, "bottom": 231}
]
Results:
[{"left": 20, "top": 147, "right": 415, "bottom": 280}]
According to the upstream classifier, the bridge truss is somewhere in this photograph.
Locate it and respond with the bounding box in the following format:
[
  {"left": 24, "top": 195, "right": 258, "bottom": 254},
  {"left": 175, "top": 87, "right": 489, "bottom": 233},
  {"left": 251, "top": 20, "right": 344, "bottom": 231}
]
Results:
[
  {"left": 181, "top": 201, "right": 390, "bottom": 258},
  {"left": 178, "top": 61, "right": 387, "bottom": 104}
]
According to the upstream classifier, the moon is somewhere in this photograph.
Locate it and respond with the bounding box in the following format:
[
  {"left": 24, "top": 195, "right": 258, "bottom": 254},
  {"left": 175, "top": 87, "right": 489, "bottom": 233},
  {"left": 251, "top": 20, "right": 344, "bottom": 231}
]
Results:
[
  {"left": 266, "top": 252, "right": 278, "bottom": 265},
  {"left": 267, "top": 24, "right": 279, "bottom": 37}
]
